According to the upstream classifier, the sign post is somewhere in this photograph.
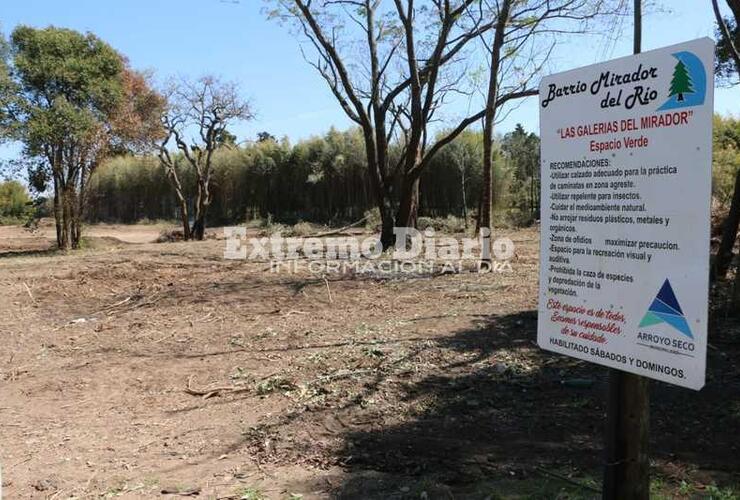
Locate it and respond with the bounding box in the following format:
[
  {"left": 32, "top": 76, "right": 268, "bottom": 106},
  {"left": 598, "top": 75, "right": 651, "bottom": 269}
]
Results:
[
  {"left": 603, "top": 3, "right": 650, "bottom": 498},
  {"left": 537, "top": 9, "right": 714, "bottom": 497}
]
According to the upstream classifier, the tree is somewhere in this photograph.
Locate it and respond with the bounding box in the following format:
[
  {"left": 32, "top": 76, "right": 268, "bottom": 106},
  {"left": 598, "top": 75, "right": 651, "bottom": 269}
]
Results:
[
  {"left": 0, "top": 28, "right": 16, "bottom": 142},
  {"left": 257, "top": 131, "right": 277, "bottom": 143},
  {"left": 268, "top": 0, "right": 508, "bottom": 249},
  {"left": 712, "top": 0, "right": 740, "bottom": 280},
  {"left": 0, "top": 180, "right": 30, "bottom": 219},
  {"left": 477, "top": 0, "right": 625, "bottom": 241},
  {"left": 438, "top": 130, "right": 483, "bottom": 229},
  {"left": 450, "top": 137, "right": 474, "bottom": 228},
  {"left": 669, "top": 60, "right": 694, "bottom": 101},
  {"left": 158, "top": 76, "right": 253, "bottom": 240},
  {"left": 6, "top": 26, "right": 162, "bottom": 249},
  {"left": 501, "top": 124, "right": 540, "bottom": 222},
  {"left": 714, "top": 0, "right": 740, "bottom": 86}
]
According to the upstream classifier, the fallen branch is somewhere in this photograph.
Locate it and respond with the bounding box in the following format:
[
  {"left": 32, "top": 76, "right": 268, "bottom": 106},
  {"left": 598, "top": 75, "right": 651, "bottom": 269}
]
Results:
[
  {"left": 311, "top": 216, "right": 368, "bottom": 238},
  {"left": 307, "top": 368, "right": 376, "bottom": 387},
  {"left": 22, "top": 282, "right": 35, "bottom": 303},
  {"left": 323, "top": 277, "right": 333, "bottom": 303},
  {"left": 105, "top": 296, "right": 132, "bottom": 310},
  {"left": 534, "top": 467, "right": 600, "bottom": 494},
  {"left": 184, "top": 375, "right": 251, "bottom": 399}
]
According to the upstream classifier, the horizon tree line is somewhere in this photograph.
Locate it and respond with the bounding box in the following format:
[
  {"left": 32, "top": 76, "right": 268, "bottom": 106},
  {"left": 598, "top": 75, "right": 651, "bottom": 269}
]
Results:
[{"left": 0, "top": 0, "right": 737, "bottom": 282}]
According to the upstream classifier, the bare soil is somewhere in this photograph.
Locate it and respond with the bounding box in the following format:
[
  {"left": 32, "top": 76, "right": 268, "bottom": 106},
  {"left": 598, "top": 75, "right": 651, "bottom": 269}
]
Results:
[{"left": 0, "top": 223, "right": 738, "bottom": 499}]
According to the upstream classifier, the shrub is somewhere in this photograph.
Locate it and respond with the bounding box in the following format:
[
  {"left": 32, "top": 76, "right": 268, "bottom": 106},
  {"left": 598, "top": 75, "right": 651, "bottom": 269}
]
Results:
[
  {"left": 364, "top": 208, "right": 381, "bottom": 231},
  {"left": 0, "top": 180, "right": 31, "bottom": 221},
  {"left": 417, "top": 215, "right": 467, "bottom": 233}
]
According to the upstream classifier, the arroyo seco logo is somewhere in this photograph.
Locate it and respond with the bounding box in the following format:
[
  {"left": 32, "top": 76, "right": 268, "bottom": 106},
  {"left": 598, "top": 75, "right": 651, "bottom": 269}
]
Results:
[
  {"left": 657, "top": 51, "right": 707, "bottom": 111},
  {"left": 636, "top": 279, "right": 696, "bottom": 357}
]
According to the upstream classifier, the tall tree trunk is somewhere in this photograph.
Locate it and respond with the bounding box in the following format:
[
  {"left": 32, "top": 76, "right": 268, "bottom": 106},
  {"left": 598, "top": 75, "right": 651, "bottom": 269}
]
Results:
[
  {"left": 71, "top": 190, "right": 82, "bottom": 249},
  {"left": 461, "top": 164, "right": 468, "bottom": 229},
  {"left": 378, "top": 200, "right": 395, "bottom": 250},
  {"left": 191, "top": 179, "right": 211, "bottom": 241},
  {"left": 192, "top": 202, "right": 207, "bottom": 240},
  {"left": 192, "top": 216, "right": 205, "bottom": 240},
  {"left": 714, "top": 168, "right": 740, "bottom": 280},
  {"left": 530, "top": 175, "right": 535, "bottom": 220},
  {"left": 480, "top": 0, "right": 512, "bottom": 250},
  {"left": 396, "top": 174, "right": 420, "bottom": 230},
  {"left": 53, "top": 174, "right": 63, "bottom": 248},
  {"left": 191, "top": 182, "right": 203, "bottom": 241},
  {"left": 170, "top": 185, "right": 191, "bottom": 240},
  {"left": 72, "top": 206, "right": 82, "bottom": 247},
  {"left": 364, "top": 132, "right": 395, "bottom": 250},
  {"left": 179, "top": 200, "right": 191, "bottom": 240},
  {"left": 60, "top": 184, "right": 73, "bottom": 251},
  {"left": 475, "top": 193, "right": 482, "bottom": 234},
  {"left": 480, "top": 147, "right": 493, "bottom": 231},
  {"left": 71, "top": 169, "right": 84, "bottom": 249},
  {"left": 52, "top": 147, "right": 66, "bottom": 249}
]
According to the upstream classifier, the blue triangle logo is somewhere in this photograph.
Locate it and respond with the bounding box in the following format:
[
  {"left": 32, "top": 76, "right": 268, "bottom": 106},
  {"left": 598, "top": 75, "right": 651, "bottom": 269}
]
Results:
[{"left": 639, "top": 279, "right": 693, "bottom": 339}]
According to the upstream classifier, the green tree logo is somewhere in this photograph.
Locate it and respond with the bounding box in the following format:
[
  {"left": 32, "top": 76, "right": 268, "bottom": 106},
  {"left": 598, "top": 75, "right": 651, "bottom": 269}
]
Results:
[{"left": 669, "top": 60, "right": 694, "bottom": 102}]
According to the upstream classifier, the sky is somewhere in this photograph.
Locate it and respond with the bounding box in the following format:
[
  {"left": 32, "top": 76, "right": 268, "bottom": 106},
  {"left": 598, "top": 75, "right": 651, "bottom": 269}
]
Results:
[{"left": 1, "top": 0, "right": 739, "bottom": 161}]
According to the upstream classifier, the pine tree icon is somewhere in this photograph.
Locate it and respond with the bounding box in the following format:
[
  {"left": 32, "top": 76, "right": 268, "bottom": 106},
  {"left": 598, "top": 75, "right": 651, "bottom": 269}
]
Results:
[{"left": 669, "top": 60, "right": 694, "bottom": 102}]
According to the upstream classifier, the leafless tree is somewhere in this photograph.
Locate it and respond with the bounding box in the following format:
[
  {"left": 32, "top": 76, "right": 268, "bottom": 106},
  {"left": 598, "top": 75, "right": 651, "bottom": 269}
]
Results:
[
  {"left": 158, "top": 76, "right": 253, "bottom": 240},
  {"left": 476, "top": 0, "right": 629, "bottom": 241},
  {"left": 269, "top": 0, "right": 508, "bottom": 248}
]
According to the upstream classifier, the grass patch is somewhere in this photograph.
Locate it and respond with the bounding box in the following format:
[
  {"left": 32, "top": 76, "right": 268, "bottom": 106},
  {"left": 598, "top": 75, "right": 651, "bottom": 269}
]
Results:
[{"left": 237, "top": 486, "right": 267, "bottom": 500}]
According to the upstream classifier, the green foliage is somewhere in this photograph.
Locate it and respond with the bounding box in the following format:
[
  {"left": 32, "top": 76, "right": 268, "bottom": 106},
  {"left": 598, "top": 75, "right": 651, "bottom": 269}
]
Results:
[
  {"left": 12, "top": 26, "right": 123, "bottom": 113},
  {"left": 10, "top": 26, "right": 124, "bottom": 155},
  {"left": 422, "top": 125, "right": 539, "bottom": 227},
  {"left": 87, "top": 126, "right": 537, "bottom": 228},
  {"left": 86, "top": 155, "right": 184, "bottom": 223},
  {"left": 713, "top": 114, "right": 740, "bottom": 207},
  {"left": 3, "top": 26, "right": 150, "bottom": 249},
  {"left": 88, "top": 128, "right": 372, "bottom": 226},
  {"left": 237, "top": 486, "right": 266, "bottom": 500},
  {"left": 422, "top": 129, "right": 483, "bottom": 218},
  {"left": 501, "top": 124, "right": 541, "bottom": 225},
  {"left": 79, "top": 115, "right": 740, "bottom": 232},
  {"left": 0, "top": 179, "right": 30, "bottom": 213},
  {"left": 255, "top": 376, "right": 296, "bottom": 395},
  {"left": 417, "top": 215, "right": 467, "bottom": 233},
  {"left": 364, "top": 207, "right": 382, "bottom": 231},
  {"left": 715, "top": 15, "right": 740, "bottom": 86},
  {"left": 705, "top": 483, "right": 740, "bottom": 500},
  {"left": 0, "top": 28, "right": 17, "bottom": 141},
  {"left": 0, "top": 180, "right": 31, "bottom": 222}
]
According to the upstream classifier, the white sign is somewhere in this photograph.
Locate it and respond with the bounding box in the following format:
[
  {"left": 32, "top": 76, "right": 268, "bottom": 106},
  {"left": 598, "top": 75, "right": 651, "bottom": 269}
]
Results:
[{"left": 537, "top": 38, "right": 714, "bottom": 390}]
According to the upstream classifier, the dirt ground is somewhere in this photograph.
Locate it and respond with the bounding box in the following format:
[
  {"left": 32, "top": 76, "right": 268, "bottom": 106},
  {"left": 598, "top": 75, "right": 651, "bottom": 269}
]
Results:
[{"left": 0, "top": 222, "right": 738, "bottom": 499}]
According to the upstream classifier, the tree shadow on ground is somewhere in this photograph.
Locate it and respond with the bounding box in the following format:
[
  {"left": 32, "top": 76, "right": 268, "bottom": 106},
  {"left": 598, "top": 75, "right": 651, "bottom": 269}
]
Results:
[
  {"left": 310, "top": 310, "right": 740, "bottom": 499},
  {"left": 0, "top": 246, "right": 59, "bottom": 259}
]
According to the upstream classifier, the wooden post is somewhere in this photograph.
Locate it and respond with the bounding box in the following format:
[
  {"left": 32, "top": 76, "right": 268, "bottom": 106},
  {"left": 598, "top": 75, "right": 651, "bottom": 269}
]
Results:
[
  {"left": 603, "top": 371, "right": 650, "bottom": 499},
  {"left": 603, "top": 2, "right": 650, "bottom": 499},
  {"left": 633, "top": 0, "right": 642, "bottom": 55}
]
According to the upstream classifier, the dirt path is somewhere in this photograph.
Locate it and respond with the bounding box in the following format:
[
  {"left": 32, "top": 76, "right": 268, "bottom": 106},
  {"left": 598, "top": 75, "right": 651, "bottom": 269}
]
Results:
[
  {"left": 0, "top": 226, "right": 738, "bottom": 499},
  {"left": 0, "top": 221, "right": 168, "bottom": 255}
]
